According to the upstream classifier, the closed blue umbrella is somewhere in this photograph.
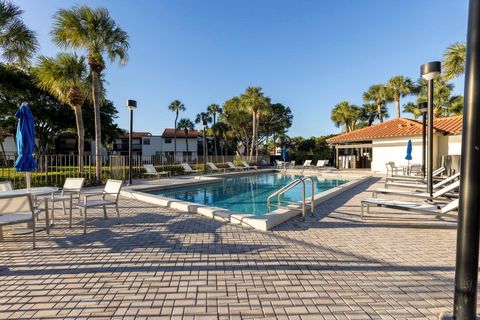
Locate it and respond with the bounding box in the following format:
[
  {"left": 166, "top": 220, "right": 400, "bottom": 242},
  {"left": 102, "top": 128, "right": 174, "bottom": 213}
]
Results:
[
  {"left": 14, "top": 103, "right": 37, "bottom": 188},
  {"left": 281, "top": 146, "right": 287, "bottom": 161},
  {"left": 405, "top": 139, "right": 413, "bottom": 161}
]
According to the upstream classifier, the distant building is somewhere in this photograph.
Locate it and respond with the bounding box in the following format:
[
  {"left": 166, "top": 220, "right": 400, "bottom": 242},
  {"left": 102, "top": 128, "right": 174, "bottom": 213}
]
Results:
[
  {"left": 112, "top": 132, "right": 152, "bottom": 156},
  {"left": 142, "top": 129, "right": 199, "bottom": 162}
]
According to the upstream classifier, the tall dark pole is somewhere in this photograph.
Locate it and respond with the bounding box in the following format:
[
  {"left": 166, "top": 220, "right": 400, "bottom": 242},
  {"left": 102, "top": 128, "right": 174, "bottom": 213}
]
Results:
[
  {"left": 421, "top": 61, "right": 441, "bottom": 197},
  {"left": 420, "top": 103, "right": 428, "bottom": 178},
  {"left": 453, "top": 0, "right": 480, "bottom": 318},
  {"left": 126, "top": 100, "right": 137, "bottom": 185}
]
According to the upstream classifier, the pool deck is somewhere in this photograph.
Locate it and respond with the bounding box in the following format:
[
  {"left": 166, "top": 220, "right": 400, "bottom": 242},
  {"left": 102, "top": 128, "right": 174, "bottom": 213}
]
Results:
[{"left": 0, "top": 175, "right": 461, "bottom": 319}]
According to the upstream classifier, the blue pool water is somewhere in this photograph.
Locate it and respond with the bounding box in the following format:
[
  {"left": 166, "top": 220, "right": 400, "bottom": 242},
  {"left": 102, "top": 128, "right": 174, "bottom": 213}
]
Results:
[{"left": 150, "top": 173, "right": 348, "bottom": 216}]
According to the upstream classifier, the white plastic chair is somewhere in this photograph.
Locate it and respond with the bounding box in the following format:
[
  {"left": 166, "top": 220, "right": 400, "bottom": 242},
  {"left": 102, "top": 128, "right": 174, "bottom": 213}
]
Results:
[
  {"left": 181, "top": 163, "right": 200, "bottom": 174},
  {"left": 77, "top": 179, "right": 123, "bottom": 234},
  {"left": 0, "top": 181, "right": 13, "bottom": 192},
  {"left": 50, "top": 178, "right": 85, "bottom": 227},
  {"left": 144, "top": 164, "right": 170, "bottom": 179},
  {"left": 0, "top": 193, "right": 38, "bottom": 249},
  {"left": 207, "top": 162, "right": 223, "bottom": 172}
]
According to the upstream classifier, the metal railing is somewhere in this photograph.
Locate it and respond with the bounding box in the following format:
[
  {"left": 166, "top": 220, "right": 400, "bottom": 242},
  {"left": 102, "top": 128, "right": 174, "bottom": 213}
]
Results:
[
  {"left": 0, "top": 154, "right": 270, "bottom": 189},
  {"left": 267, "top": 176, "right": 315, "bottom": 221}
]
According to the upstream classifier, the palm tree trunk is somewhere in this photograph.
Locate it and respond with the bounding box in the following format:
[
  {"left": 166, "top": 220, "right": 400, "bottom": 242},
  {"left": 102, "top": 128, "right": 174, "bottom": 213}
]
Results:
[
  {"left": 74, "top": 104, "right": 85, "bottom": 172},
  {"left": 377, "top": 104, "right": 383, "bottom": 122},
  {"left": 255, "top": 112, "right": 260, "bottom": 162},
  {"left": 213, "top": 114, "right": 218, "bottom": 160},
  {"left": 92, "top": 70, "right": 102, "bottom": 181},
  {"left": 174, "top": 113, "right": 178, "bottom": 163},
  {"left": 250, "top": 111, "right": 256, "bottom": 160},
  {"left": 395, "top": 96, "right": 401, "bottom": 118}
]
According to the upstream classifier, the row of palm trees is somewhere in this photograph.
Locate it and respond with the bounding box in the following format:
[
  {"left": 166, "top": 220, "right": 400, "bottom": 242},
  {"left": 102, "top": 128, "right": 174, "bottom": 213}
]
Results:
[
  {"left": 0, "top": 1, "right": 129, "bottom": 180},
  {"left": 331, "top": 42, "right": 467, "bottom": 133},
  {"left": 167, "top": 100, "right": 224, "bottom": 158}
]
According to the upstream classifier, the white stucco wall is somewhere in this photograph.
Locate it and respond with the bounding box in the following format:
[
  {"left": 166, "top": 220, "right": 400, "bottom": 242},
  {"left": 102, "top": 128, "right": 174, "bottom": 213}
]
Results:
[
  {"left": 371, "top": 136, "right": 425, "bottom": 173},
  {"left": 141, "top": 136, "right": 197, "bottom": 160},
  {"left": 447, "top": 135, "right": 462, "bottom": 155}
]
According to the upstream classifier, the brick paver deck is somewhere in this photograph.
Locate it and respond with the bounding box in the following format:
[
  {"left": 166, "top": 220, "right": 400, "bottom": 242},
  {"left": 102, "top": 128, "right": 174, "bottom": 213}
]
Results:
[{"left": 0, "top": 178, "right": 460, "bottom": 319}]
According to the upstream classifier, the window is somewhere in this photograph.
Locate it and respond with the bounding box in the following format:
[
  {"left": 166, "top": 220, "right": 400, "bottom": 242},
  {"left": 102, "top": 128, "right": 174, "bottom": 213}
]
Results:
[
  {"left": 143, "top": 138, "right": 150, "bottom": 145},
  {"left": 165, "top": 138, "right": 172, "bottom": 144}
]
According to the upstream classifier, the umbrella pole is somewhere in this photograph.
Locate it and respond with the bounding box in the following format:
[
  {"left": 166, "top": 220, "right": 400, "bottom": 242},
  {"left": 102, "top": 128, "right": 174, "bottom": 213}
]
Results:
[{"left": 26, "top": 172, "right": 31, "bottom": 190}]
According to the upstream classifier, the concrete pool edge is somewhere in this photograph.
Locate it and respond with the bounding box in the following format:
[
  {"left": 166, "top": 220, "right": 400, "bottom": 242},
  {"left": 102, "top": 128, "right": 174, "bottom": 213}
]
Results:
[{"left": 121, "top": 172, "right": 372, "bottom": 231}]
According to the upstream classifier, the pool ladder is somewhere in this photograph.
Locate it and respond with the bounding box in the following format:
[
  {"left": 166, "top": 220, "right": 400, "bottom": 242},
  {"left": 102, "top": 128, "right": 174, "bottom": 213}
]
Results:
[{"left": 267, "top": 176, "right": 315, "bottom": 221}]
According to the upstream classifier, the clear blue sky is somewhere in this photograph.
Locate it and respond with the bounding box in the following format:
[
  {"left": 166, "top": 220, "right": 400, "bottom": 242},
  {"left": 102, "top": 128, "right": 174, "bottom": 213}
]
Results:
[{"left": 16, "top": 0, "right": 468, "bottom": 137}]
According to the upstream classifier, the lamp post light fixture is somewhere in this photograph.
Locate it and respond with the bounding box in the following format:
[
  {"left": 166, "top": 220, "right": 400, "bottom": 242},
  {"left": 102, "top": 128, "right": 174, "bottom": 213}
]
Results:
[
  {"left": 420, "top": 61, "right": 441, "bottom": 197},
  {"left": 126, "top": 100, "right": 137, "bottom": 185},
  {"left": 202, "top": 117, "right": 207, "bottom": 174},
  {"left": 419, "top": 102, "right": 428, "bottom": 178}
]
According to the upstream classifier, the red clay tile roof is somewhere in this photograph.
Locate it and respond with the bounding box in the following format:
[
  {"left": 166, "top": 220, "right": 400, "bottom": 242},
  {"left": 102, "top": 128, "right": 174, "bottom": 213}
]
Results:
[
  {"left": 162, "top": 128, "right": 199, "bottom": 138},
  {"left": 326, "top": 116, "right": 463, "bottom": 143},
  {"left": 119, "top": 132, "right": 152, "bottom": 139}
]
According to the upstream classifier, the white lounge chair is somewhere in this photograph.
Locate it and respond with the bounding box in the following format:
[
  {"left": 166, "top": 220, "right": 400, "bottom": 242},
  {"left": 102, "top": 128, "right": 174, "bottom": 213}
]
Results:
[
  {"left": 181, "top": 163, "right": 200, "bottom": 174},
  {"left": 289, "top": 160, "right": 296, "bottom": 168},
  {"left": 385, "top": 172, "right": 460, "bottom": 190},
  {"left": 226, "top": 161, "right": 245, "bottom": 171},
  {"left": 385, "top": 162, "right": 404, "bottom": 176},
  {"left": 207, "top": 162, "right": 223, "bottom": 172},
  {"left": 275, "top": 160, "right": 285, "bottom": 169},
  {"left": 144, "top": 164, "right": 171, "bottom": 179},
  {"left": 241, "top": 161, "right": 258, "bottom": 170},
  {"left": 373, "top": 180, "right": 459, "bottom": 200},
  {"left": 49, "top": 178, "right": 85, "bottom": 227},
  {"left": 386, "top": 167, "right": 446, "bottom": 184},
  {"left": 0, "top": 193, "right": 38, "bottom": 248},
  {"left": 77, "top": 179, "right": 123, "bottom": 234},
  {"left": 361, "top": 198, "right": 458, "bottom": 219},
  {"left": 0, "top": 181, "right": 13, "bottom": 192}
]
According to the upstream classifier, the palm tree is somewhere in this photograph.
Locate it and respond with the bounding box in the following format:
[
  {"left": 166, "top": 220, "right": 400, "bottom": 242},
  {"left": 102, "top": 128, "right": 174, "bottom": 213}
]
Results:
[
  {"left": 416, "top": 78, "right": 461, "bottom": 117},
  {"left": 207, "top": 103, "right": 223, "bottom": 157},
  {"left": 51, "top": 5, "right": 129, "bottom": 181},
  {"left": 363, "top": 84, "right": 391, "bottom": 123},
  {"left": 331, "top": 101, "right": 361, "bottom": 132},
  {"left": 177, "top": 118, "right": 194, "bottom": 161},
  {"left": 402, "top": 102, "right": 422, "bottom": 119},
  {"left": 33, "top": 53, "right": 88, "bottom": 170},
  {"left": 0, "top": 0, "right": 38, "bottom": 67},
  {"left": 240, "top": 87, "right": 270, "bottom": 160},
  {"left": 195, "top": 112, "right": 212, "bottom": 159},
  {"left": 168, "top": 100, "right": 185, "bottom": 161},
  {"left": 386, "top": 76, "right": 414, "bottom": 118},
  {"left": 443, "top": 42, "right": 466, "bottom": 80}
]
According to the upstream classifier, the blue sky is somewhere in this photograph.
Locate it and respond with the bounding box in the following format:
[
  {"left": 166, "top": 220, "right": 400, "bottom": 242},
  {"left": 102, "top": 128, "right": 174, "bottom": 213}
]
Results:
[{"left": 16, "top": 0, "right": 468, "bottom": 137}]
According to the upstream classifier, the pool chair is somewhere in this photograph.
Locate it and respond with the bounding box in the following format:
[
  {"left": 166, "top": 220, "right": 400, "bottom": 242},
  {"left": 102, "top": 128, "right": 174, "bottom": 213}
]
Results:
[
  {"left": 288, "top": 160, "right": 296, "bottom": 168},
  {"left": 50, "top": 178, "right": 85, "bottom": 227},
  {"left": 361, "top": 197, "right": 458, "bottom": 219},
  {"left": 386, "top": 167, "right": 446, "bottom": 184},
  {"left": 241, "top": 161, "right": 258, "bottom": 170},
  {"left": 0, "top": 181, "right": 13, "bottom": 192},
  {"left": 144, "top": 164, "right": 171, "bottom": 179},
  {"left": 275, "top": 160, "right": 285, "bottom": 169},
  {"left": 77, "top": 179, "right": 123, "bottom": 234},
  {"left": 372, "top": 180, "right": 459, "bottom": 200},
  {"left": 227, "top": 161, "right": 245, "bottom": 171},
  {"left": 207, "top": 162, "right": 224, "bottom": 173},
  {"left": 385, "top": 172, "right": 460, "bottom": 190},
  {"left": 0, "top": 193, "right": 38, "bottom": 248},
  {"left": 385, "top": 162, "right": 404, "bottom": 176},
  {"left": 301, "top": 160, "right": 312, "bottom": 173},
  {"left": 181, "top": 163, "right": 201, "bottom": 174}
]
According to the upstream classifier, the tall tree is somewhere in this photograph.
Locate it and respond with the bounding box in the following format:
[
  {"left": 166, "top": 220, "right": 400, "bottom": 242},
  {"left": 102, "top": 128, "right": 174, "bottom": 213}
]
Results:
[
  {"left": 33, "top": 53, "right": 88, "bottom": 170},
  {"left": 260, "top": 103, "right": 293, "bottom": 154},
  {"left": 331, "top": 101, "right": 361, "bottom": 132},
  {"left": 0, "top": 0, "right": 38, "bottom": 67},
  {"left": 168, "top": 99, "right": 185, "bottom": 161},
  {"left": 386, "top": 76, "right": 414, "bottom": 118},
  {"left": 416, "top": 78, "right": 463, "bottom": 117},
  {"left": 240, "top": 87, "right": 270, "bottom": 159},
  {"left": 402, "top": 102, "right": 422, "bottom": 119},
  {"left": 358, "top": 102, "right": 386, "bottom": 126},
  {"left": 195, "top": 112, "right": 212, "bottom": 157},
  {"left": 177, "top": 118, "right": 194, "bottom": 159},
  {"left": 207, "top": 103, "right": 222, "bottom": 157},
  {"left": 363, "top": 84, "right": 391, "bottom": 123},
  {"left": 51, "top": 5, "right": 129, "bottom": 181},
  {"left": 221, "top": 97, "right": 251, "bottom": 156},
  {"left": 443, "top": 42, "right": 466, "bottom": 80}
]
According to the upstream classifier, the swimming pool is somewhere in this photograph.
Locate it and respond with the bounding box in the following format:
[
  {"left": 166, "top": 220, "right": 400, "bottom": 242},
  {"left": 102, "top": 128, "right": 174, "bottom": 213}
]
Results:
[{"left": 149, "top": 172, "right": 348, "bottom": 216}]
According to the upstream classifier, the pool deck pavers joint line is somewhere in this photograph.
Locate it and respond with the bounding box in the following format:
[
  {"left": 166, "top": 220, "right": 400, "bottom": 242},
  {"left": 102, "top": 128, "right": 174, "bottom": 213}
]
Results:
[{"left": 0, "top": 176, "right": 462, "bottom": 319}]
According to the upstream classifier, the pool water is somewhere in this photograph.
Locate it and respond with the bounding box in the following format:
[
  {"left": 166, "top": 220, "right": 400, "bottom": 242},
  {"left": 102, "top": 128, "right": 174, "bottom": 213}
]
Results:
[{"left": 150, "top": 173, "right": 348, "bottom": 216}]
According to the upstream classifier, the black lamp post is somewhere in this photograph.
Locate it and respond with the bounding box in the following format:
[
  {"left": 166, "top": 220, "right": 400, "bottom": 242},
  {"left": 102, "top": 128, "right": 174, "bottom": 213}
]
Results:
[
  {"left": 127, "top": 100, "right": 137, "bottom": 185},
  {"left": 419, "top": 102, "right": 428, "bottom": 178},
  {"left": 202, "top": 117, "right": 207, "bottom": 174},
  {"left": 450, "top": 0, "right": 480, "bottom": 318},
  {"left": 420, "top": 61, "right": 441, "bottom": 197}
]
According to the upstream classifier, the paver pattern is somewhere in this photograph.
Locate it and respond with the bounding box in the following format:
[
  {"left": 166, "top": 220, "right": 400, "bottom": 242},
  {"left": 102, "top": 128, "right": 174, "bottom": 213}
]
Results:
[{"left": 0, "top": 177, "right": 461, "bottom": 319}]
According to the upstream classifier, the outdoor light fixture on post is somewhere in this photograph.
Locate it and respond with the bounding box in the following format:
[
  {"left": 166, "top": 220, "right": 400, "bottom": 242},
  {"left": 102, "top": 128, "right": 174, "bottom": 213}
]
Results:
[
  {"left": 419, "top": 102, "right": 428, "bottom": 178},
  {"left": 202, "top": 117, "right": 207, "bottom": 174},
  {"left": 420, "top": 61, "right": 441, "bottom": 197},
  {"left": 126, "top": 100, "right": 137, "bottom": 185}
]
